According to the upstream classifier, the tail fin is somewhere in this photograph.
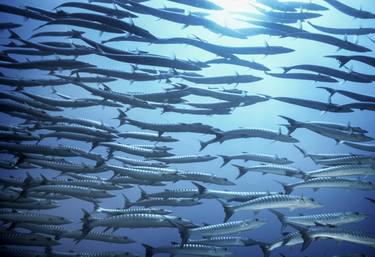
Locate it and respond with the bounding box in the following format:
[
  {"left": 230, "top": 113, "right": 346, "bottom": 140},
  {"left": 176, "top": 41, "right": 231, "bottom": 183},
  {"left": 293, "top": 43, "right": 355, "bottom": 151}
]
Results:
[
  {"left": 325, "top": 55, "right": 349, "bottom": 68},
  {"left": 281, "top": 66, "right": 292, "bottom": 73},
  {"left": 80, "top": 209, "right": 92, "bottom": 238},
  {"left": 115, "top": 108, "right": 127, "bottom": 127},
  {"left": 258, "top": 242, "right": 271, "bottom": 257},
  {"left": 168, "top": 219, "right": 189, "bottom": 245},
  {"left": 137, "top": 187, "right": 148, "bottom": 201},
  {"left": 293, "top": 144, "right": 307, "bottom": 158},
  {"left": 231, "top": 164, "right": 248, "bottom": 179},
  {"left": 218, "top": 155, "right": 231, "bottom": 167},
  {"left": 274, "top": 180, "right": 293, "bottom": 195},
  {"left": 287, "top": 224, "right": 311, "bottom": 251},
  {"left": 192, "top": 182, "right": 207, "bottom": 197},
  {"left": 8, "top": 29, "right": 20, "bottom": 39},
  {"left": 278, "top": 115, "right": 299, "bottom": 134},
  {"left": 218, "top": 200, "right": 234, "bottom": 222},
  {"left": 122, "top": 193, "right": 132, "bottom": 209},
  {"left": 269, "top": 209, "right": 288, "bottom": 231},
  {"left": 316, "top": 86, "right": 336, "bottom": 103},
  {"left": 198, "top": 139, "right": 209, "bottom": 151},
  {"left": 142, "top": 244, "right": 155, "bottom": 257},
  {"left": 93, "top": 202, "right": 100, "bottom": 213}
]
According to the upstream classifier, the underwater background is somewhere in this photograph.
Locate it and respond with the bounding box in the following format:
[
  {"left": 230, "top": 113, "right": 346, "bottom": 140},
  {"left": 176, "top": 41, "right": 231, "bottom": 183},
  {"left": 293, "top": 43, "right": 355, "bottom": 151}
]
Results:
[{"left": 0, "top": 0, "right": 374, "bottom": 256}]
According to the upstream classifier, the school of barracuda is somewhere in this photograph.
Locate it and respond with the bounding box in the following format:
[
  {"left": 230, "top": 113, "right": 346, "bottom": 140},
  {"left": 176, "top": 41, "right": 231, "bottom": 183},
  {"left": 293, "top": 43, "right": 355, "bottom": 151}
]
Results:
[{"left": 0, "top": 0, "right": 374, "bottom": 256}]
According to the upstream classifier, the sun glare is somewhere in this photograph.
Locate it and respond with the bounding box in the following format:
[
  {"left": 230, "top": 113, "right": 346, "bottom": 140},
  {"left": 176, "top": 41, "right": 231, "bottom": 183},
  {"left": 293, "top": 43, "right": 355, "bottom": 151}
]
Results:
[{"left": 209, "top": 0, "right": 259, "bottom": 28}]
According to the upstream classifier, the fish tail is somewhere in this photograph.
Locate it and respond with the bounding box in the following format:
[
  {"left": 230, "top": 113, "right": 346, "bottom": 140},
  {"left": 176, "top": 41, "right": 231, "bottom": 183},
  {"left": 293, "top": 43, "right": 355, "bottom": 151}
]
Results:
[
  {"left": 274, "top": 180, "right": 293, "bottom": 194},
  {"left": 218, "top": 155, "right": 231, "bottom": 167},
  {"left": 122, "top": 193, "right": 132, "bottom": 209},
  {"left": 198, "top": 139, "right": 209, "bottom": 151},
  {"left": 80, "top": 209, "right": 93, "bottom": 238},
  {"left": 142, "top": 244, "right": 155, "bottom": 257},
  {"left": 115, "top": 108, "right": 127, "bottom": 127},
  {"left": 218, "top": 199, "right": 234, "bottom": 222},
  {"left": 257, "top": 242, "right": 271, "bottom": 257},
  {"left": 269, "top": 209, "right": 288, "bottom": 231},
  {"left": 192, "top": 182, "right": 207, "bottom": 197},
  {"left": 231, "top": 164, "right": 247, "bottom": 179},
  {"left": 278, "top": 115, "right": 298, "bottom": 134},
  {"left": 293, "top": 144, "right": 307, "bottom": 158},
  {"left": 137, "top": 186, "right": 148, "bottom": 201}
]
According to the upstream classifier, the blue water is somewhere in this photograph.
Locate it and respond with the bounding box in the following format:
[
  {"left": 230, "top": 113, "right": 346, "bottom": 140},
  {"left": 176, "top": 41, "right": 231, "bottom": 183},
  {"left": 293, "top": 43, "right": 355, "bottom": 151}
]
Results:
[{"left": 0, "top": 0, "right": 375, "bottom": 256}]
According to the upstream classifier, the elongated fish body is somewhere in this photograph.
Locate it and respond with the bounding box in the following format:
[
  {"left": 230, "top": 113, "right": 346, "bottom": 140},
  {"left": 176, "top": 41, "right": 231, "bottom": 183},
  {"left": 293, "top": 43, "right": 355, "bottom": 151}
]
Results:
[
  {"left": 44, "top": 178, "right": 121, "bottom": 190},
  {"left": 26, "top": 185, "right": 114, "bottom": 200},
  {"left": 178, "top": 171, "right": 235, "bottom": 186},
  {"left": 55, "top": 116, "right": 118, "bottom": 133},
  {"left": 204, "top": 57, "right": 269, "bottom": 72},
  {"left": 306, "top": 165, "right": 375, "bottom": 178},
  {"left": 266, "top": 72, "right": 338, "bottom": 82},
  {"left": 0, "top": 91, "right": 62, "bottom": 111},
  {"left": 100, "top": 142, "right": 173, "bottom": 158},
  {"left": 34, "top": 123, "right": 116, "bottom": 139},
  {"left": 233, "top": 164, "right": 305, "bottom": 179},
  {"left": 160, "top": 104, "right": 232, "bottom": 115},
  {"left": 46, "top": 249, "right": 137, "bottom": 257},
  {"left": 0, "top": 142, "right": 103, "bottom": 162},
  {"left": 180, "top": 74, "right": 263, "bottom": 85},
  {"left": 36, "top": 18, "right": 125, "bottom": 34},
  {"left": 0, "top": 131, "right": 39, "bottom": 142},
  {"left": 0, "top": 211, "right": 73, "bottom": 225},
  {"left": 39, "top": 131, "right": 114, "bottom": 145},
  {"left": 167, "top": 0, "right": 223, "bottom": 10},
  {"left": 71, "top": 67, "right": 172, "bottom": 82},
  {"left": 109, "top": 176, "right": 166, "bottom": 186},
  {"left": 186, "top": 219, "right": 266, "bottom": 239},
  {"left": 0, "top": 246, "right": 47, "bottom": 257},
  {"left": 85, "top": 213, "right": 194, "bottom": 232},
  {"left": 218, "top": 153, "right": 293, "bottom": 167},
  {"left": 116, "top": 110, "right": 220, "bottom": 135},
  {"left": 282, "top": 64, "right": 371, "bottom": 82},
  {"left": 314, "top": 156, "right": 375, "bottom": 166},
  {"left": 0, "top": 58, "right": 94, "bottom": 70},
  {"left": 130, "top": 144, "right": 173, "bottom": 151},
  {"left": 132, "top": 197, "right": 201, "bottom": 207},
  {"left": 273, "top": 96, "right": 353, "bottom": 112},
  {"left": 24, "top": 159, "right": 108, "bottom": 174},
  {"left": 16, "top": 223, "right": 68, "bottom": 237},
  {"left": 302, "top": 228, "right": 375, "bottom": 249},
  {"left": 326, "top": 55, "right": 375, "bottom": 69},
  {"left": 343, "top": 141, "right": 375, "bottom": 152},
  {"left": 61, "top": 230, "right": 135, "bottom": 244},
  {"left": 22, "top": 92, "right": 122, "bottom": 109},
  {"left": 106, "top": 164, "right": 184, "bottom": 182},
  {"left": 270, "top": 210, "right": 367, "bottom": 230},
  {"left": 294, "top": 145, "right": 357, "bottom": 162},
  {"left": 281, "top": 177, "right": 375, "bottom": 194},
  {"left": 0, "top": 199, "right": 59, "bottom": 210},
  {"left": 221, "top": 195, "right": 321, "bottom": 221},
  {"left": 308, "top": 22, "right": 375, "bottom": 35},
  {"left": 154, "top": 155, "right": 217, "bottom": 164},
  {"left": 323, "top": 0, "right": 375, "bottom": 19},
  {"left": 112, "top": 156, "right": 168, "bottom": 168},
  {"left": 200, "top": 128, "right": 298, "bottom": 150},
  {"left": 145, "top": 188, "right": 199, "bottom": 199},
  {"left": 117, "top": 131, "right": 178, "bottom": 142},
  {"left": 143, "top": 243, "right": 231, "bottom": 257},
  {"left": 280, "top": 116, "right": 371, "bottom": 142},
  {"left": 74, "top": 82, "right": 154, "bottom": 109},
  {"left": 188, "top": 236, "right": 255, "bottom": 246},
  {"left": 55, "top": 2, "right": 137, "bottom": 18},
  {"left": 0, "top": 230, "right": 59, "bottom": 246},
  {"left": 95, "top": 206, "right": 172, "bottom": 216}
]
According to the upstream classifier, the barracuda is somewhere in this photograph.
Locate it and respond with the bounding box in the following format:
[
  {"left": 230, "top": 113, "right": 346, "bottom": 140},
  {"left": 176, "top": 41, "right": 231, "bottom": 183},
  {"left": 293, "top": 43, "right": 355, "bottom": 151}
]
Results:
[
  {"left": 278, "top": 177, "right": 375, "bottom": 194},
  {"left": 218, "top": 153, "right": 293, "bottom": 167},
  {"left": 232, "top": 164, "right": 305, "bottom": 179},
  {"left": 270, "top": 210, "right": 368, "bottom": 230},
  {"left": 220, "top": 194, "right": 322, "bottom": 222},
  {"left": 306, "top": 164, "right": 375, "bottom": 178}
]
